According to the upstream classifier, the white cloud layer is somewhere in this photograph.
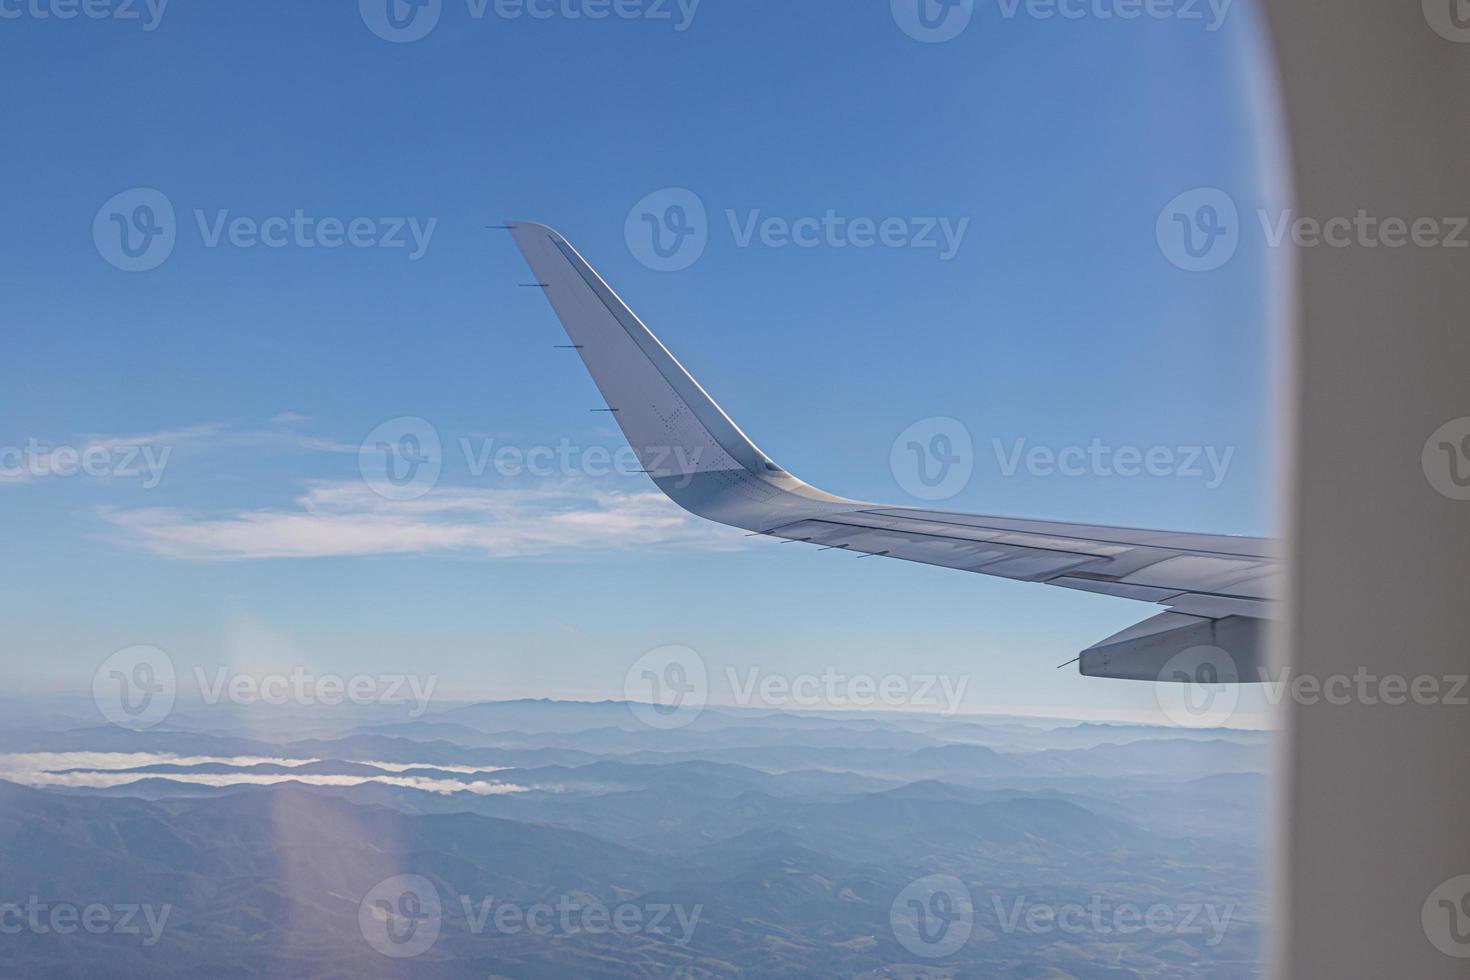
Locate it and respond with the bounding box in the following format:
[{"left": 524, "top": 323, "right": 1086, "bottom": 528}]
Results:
[
  {"left": 102, "top": 479, "right": 741, "bottom": 560},
  {"left": 0, "top": 752, "right": 528, "bottom": 796}
]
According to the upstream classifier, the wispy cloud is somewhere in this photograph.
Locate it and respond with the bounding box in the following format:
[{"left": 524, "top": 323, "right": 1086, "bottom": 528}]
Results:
[
  {"left": 80, "top": 424, "right": 225, "bottom": 452},
  {"left": 102, "top": 479, "right": 743, "bottom": 560}
]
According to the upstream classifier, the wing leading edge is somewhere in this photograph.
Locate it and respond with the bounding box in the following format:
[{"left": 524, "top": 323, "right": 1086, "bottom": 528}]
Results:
[{"left": 507, "top": 221, "right": 1278, "bottom": 683}]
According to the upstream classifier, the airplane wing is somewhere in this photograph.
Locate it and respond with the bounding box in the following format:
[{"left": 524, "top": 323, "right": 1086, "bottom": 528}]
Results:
[{"left": 507, "top": 221, "right": 1277, "bottom": 683}]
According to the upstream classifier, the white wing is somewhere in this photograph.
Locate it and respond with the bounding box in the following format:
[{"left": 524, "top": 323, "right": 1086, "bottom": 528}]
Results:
[{"left": 508, "top": 221, "right": 1277, "bottom": 682}]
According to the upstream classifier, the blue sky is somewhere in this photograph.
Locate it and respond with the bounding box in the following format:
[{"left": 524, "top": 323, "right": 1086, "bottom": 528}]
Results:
[{"left": 1, "top": 0, "right": 1283, "bottom": 723}]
